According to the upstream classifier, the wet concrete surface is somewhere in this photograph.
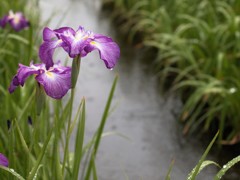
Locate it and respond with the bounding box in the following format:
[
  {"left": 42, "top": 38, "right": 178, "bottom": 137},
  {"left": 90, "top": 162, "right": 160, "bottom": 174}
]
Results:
[{"left": 39, "top": 0, "right": 239, "bottom": 179}]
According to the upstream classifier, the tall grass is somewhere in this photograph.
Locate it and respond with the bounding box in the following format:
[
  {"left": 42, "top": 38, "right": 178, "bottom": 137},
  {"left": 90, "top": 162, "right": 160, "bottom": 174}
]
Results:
[{"left": 103, "top": 0, "right": 240, "bottom": 144}]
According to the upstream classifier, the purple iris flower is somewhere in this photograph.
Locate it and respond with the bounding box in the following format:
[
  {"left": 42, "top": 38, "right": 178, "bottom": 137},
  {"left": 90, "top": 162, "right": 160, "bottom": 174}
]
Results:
[
  {"left": 0, "top": 153, "right": 8, "bottom": 167},
  {"left": 9, "top": 61, "right": 72, "bottom": 99},
  {"left": 0, "top": 10, "right": 29, "bottom": 31},
  {"left": 39, "top": 26, "right": 120, "bottom": 69}
]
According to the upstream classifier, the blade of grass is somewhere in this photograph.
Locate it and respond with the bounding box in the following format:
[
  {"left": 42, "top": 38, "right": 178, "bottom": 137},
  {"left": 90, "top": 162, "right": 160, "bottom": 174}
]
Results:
[
  {"left": 72, "top": 98, "right": 86, "bottom": 180},
  {"left": 27, "top": 128, "right": 53, "bottom": 180},
  {"left": 92, "top": 158, "right": 98, "bottom": 180},
  {"left": 214, "top": 155, "right": 240, "bottom": 180},
  {"left": 0, "top": 166, "right": 25, "bottom": 180},
  {"left": 165, "top": 159, "right": 175, "bottom": 180},
  {"left": 85, "top": 75, "right": 118, "bottom": 180},
  {"left": 187, "top": 131, "right": 219, "bottom": 180}
]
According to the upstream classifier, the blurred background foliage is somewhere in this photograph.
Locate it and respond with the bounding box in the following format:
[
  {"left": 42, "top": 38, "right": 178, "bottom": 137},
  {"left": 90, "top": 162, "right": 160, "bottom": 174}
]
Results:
[
  {"left": 0, "top": 0, "right": 50, "bottom": 178},
  {"left": 102, "top": 0, "right": 240, "bottom": 144}
]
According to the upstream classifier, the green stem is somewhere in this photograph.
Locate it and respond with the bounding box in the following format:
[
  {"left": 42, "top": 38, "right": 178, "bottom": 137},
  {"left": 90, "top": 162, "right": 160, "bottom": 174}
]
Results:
[
  {"left": 53, "top": 101, "right": 63, "bottom": 180},
  {"left": 62, "top": 56, "right": 81, "bottom": 175}
]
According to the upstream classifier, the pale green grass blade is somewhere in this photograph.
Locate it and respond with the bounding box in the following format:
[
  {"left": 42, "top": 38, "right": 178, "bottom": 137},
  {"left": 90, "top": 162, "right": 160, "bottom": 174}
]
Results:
[
  {"left": 72, "top": 98, "right": 86, "bottom": 180},
  {"left": 187, "top": 132, "right": 219, "bottom": 180},
  {"left": 7, "top": 34, "right": 29, "bottom": 45},
  {"left": 52, "top": 108, "right": 64, "bottom": 180},
  {"left": 214, "top": 155, "right": 240, "bottom": 180},
  {"left": 165, "top": 160, "right": 175, "bottom": 180},
  {"left": 52, "top": 138, "right": 63, "bottom": 180},
  {"left": 18, "top": 90, "right": 35, "bottom": 122},
  {"left": 92, "top": 158, "right": 98, "bottom": 180},
  {"left": 27, "top": 128, "right": 53, "bottom": 180},
  {"left": 188, "top": 160, "right": 219, "bottom": 178},
  {"left": 13, "top": 119, "right": 30, "bottom": 154},
  {"left": 70, "top": 99, "right": 84, "bottom": 134},
  {"left": 102, "top": 131, "right": 131, "bottom": 141},
  {"left": 0, "top": 166, "right": 25, "bottom": 180}
]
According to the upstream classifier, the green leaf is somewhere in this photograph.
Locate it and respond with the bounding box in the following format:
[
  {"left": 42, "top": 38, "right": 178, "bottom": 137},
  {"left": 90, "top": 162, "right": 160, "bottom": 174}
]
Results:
[
  {"left": 27, "top": 128, "right": 53, "bottom": 180},
  {"left": 187, "top": 132, "right": 219, "bottom": 180},
  {"left": 165, "top": 159, "right": 175, "bottom": 180},
  {"left": 0, "top": 166, "right": 25, "bottom": 180},
  {"left": 214, "top": 155, "right": 240, "bottom": 180},
  {"left": 72, "top": 98, "right": 86, "bottom": 180}
]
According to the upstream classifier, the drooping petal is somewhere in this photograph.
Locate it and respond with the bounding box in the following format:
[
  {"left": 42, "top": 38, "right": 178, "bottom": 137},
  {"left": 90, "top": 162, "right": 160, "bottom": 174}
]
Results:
[
  {"left": 40, "top": 27, "right": 72, "bottom": 69},
  {"left": 35, "top": 65, "right": 71, "bottom": 99},
  {"left": 8, "top": 63, "right": 40, "bottom": 93},
  {"left": 84, "top": 34, "right": 120, "bottom": 69},
  {"left": 39, "top": 40, "right": 65, "bottom": 69},
  {"left": 0, "top": 153, "right": 8, "bottom": 167},
  {"left": 17, "top": 63, "right": 42, "bottom": 85},
  {"left": 8, "top": 75, "right": 20, "bottom": 93}
]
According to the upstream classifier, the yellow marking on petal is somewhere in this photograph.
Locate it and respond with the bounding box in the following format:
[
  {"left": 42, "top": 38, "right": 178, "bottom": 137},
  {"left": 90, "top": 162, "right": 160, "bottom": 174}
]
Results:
[
  {"left": 57, "top": 39, "right": 62, "bottom": 44},
  {"left": 90, "top": 41, "right": 97, "bottom": 45},
  {"left": 13, "top": 17, "right": 20, "bottom": 25},
  {"left": 46, "top": 71, "right": 53, "bottom": 77}
]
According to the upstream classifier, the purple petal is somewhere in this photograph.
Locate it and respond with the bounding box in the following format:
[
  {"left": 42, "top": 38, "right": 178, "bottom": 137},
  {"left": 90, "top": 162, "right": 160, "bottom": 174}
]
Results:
[
  {"left": 0, "top": 15, "right": 8, "bottom": 28},
  {"left": 59, "top": 26, "right": 93, "bottom": 57},
  {"left": 35, "top": 64, "right": 71, "bottom": 99},
  {"left": 54, "top": 27, "right": 75, "bottom": 38},
  {"left": 9, "top": 76, "right": 19, "bottom": 93},
  {"left": 42, "top": 27, "right": 58, "bottom": 41},
  {"left": 8, "top": 63, "right": 40, "bottom": 93},
  {"left": 0, "top": 153, "right": 8, "bottom": 167},
  {"left": 84, "top": 34, "right": 120, "bottom": 69},
  {"left": 40, "top": 27, "right": 73, "bottom": 69},
  {"left": 39, "top": 40, "right": 65, "bottom": 69}
]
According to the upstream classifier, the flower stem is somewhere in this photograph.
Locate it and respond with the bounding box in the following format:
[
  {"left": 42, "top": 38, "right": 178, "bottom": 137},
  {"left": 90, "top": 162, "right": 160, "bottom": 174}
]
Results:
[{"left": 62, "top": 56, "right": 81, "bottom": 175}]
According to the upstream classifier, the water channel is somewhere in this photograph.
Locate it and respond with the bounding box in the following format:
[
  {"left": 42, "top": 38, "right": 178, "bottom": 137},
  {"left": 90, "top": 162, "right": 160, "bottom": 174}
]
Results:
[{"left": 39, "top": 0, "right": 239, "bottom": 179}]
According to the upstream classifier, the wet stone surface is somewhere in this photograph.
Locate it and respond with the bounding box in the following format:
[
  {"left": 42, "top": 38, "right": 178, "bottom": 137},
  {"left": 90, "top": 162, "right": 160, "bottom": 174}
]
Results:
[{"left": 38, "top": 0, "right": 230, "bottom": 179}]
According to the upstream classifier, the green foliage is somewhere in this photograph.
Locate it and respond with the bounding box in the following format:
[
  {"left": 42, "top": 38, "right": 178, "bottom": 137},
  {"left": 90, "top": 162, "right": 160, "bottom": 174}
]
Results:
[{"left": 103, "top": 0, "right": 240, "bottom": 143}]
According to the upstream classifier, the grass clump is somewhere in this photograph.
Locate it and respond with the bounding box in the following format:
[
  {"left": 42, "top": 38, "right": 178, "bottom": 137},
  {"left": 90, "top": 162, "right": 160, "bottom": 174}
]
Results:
[{"left": 102, "top": 0, "right": 240, "bottom": 144}]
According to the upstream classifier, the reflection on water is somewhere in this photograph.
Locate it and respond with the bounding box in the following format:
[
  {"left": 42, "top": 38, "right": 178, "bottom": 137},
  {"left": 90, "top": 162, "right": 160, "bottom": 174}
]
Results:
[{"left": 39, "top": 0, "right": 239, "bottom": 179}]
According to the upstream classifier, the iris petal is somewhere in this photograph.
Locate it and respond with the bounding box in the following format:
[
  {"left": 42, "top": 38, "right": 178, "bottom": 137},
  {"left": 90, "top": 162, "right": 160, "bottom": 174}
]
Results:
[
  {"left": 9, "top": 61, "right": 71, "bottom": 99},
  {"left": 43, "top": 27, "right": 58, "bottom": 41},
  {"left": 84, "top": 35, "right": 120, "bottom": 69},
  {"left": 39, "top": 40, "right": 64, "bottom": 69},
  {"left": 0, "top": 15, "right": 8, "bottom": 28},
  {"left": 36, "top": 65, "right": 71, "bottom": 99},
  {"left": 0, "top": 153, "right": 8, "bottom": 167},
  {"left": 59, "top": 27, "right": 90, "bottom": 58},
  {"left": 8, "top": 63, "right": 39, "bottom": 93}
]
